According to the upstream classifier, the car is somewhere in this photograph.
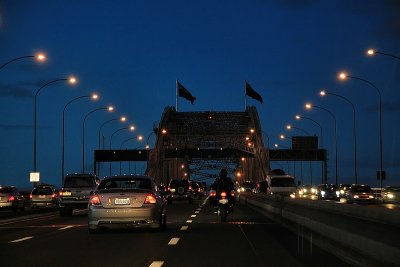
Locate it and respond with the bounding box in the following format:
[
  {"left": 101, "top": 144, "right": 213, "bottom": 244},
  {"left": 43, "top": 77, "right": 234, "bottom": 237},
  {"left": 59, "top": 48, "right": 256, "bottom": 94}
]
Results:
[
  {"left": 338, "top": 183, "right": 352, "bottom": 199},
  {"left": 316, "top": 184, "right": 339, "bottom": 200},
  {"left": 58, "top": 173, "right": 99, "bottom": 216},
  {"left": 297, "top": 185, "right": 318, "bottom": 199},
  {"left": 0, "top": 186, "right": 25, "bottom": 211},
  {"left": 30, "top": 184, "right": 58, "bottom": 209},
  {"left": 254, "top": 180, "right": 268, "bottom": 194},
  {"left": 190, "top": 181, "right": 205, "bottom": 199},
  {"left": 241, "top": 181, "right": 255, "bottom": 192},
  {"left": 88, "top": 175, "right": 167, "bottom": 233},
  {"left": 382, "top": 186, "right": 400, "bottom": 203},
  {"left": 345, "top": 184, "right": 375, "bottom": 204},
  {"left": 167, "top": 179, "right": 193, "bottom": 204},
  {"left": 266, "top": 174, "right": 297, "bottom": 197}
]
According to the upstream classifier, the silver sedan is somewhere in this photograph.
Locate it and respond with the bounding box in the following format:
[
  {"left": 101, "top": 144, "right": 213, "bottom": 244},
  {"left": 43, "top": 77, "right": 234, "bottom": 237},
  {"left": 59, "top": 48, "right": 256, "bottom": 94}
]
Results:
[{"left": 88, "top": 175, "right": 167, "bottom": 233}]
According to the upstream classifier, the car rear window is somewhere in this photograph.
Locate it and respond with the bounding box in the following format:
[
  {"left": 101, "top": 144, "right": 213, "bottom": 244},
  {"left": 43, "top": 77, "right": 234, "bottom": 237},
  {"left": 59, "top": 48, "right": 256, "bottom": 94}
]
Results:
[
  {"left": 64, "top": 176, "right": 95, "bottom": 188},
  {"left": 32, "top": 188, "right": 53, "bottom": 195},
  {"left": 271, "top": 178, "right": 296, "bottom": 187},
  {"left": 0, "top": 188, "right": 14, "bottom": 193},
  {"left": 98, "top": 178, "right": 151, "bottom": 190},
  {"left": 170, "top": 180, "right": 189, "bottom": 188},
  {"left": 351, "top": 186, "right": 372, "bottom": 192}
]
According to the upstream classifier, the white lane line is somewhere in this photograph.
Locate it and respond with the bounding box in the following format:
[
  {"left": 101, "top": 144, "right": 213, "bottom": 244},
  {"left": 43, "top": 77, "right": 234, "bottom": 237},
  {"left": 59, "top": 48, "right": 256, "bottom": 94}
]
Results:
[
  {"left": 195, "top": 210, "right": 200, "bottom": 213},
  {"left": 180, "top": 226, "right": 189, "bottom": 231},
  {"left": 191, "top": 214, "right": 197, "bottom": 218},
  {"left": 9, "top": 236, "right": 33, "bottom": 243},
  {"left": 186, "top": 220, "right": 193, "bottom": 223},
  {"left": 58, "top": 225, "right": 74, "bottom": 230},
  {"left": 149, "top": 261, "right": 164, "bottom": 267},
  {"left": 168, "top": 237, "right": 180, "bottom": 245}
]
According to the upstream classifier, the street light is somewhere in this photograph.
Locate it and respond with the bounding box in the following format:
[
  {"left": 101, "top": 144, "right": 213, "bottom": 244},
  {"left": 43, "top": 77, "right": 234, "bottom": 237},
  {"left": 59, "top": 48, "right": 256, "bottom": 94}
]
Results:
[
  {"left": 295, "top": 115, "right": 323, "bottom": 147},
  {"left": 61, "top": 93, "right": 98, "bottom": 182},
  {"left": 339, "top": 72, "right": 384, "bottom": 187},
  {"left": 33, "top": 76, "right": 77, "bottom": 172},
  {"left": 286, "top": 124, "right": 310, "bottom": 135},
  {"left": 109, "top": 126, "right": 135, "bottom": 175},
  {"left": 366, "top": 49, "right": 400, "bottom": 61},
  {"left": 0, "top": 53, "right": 46, "bottom": 70},
  {"left": 305, "top": 103, "right": 338, "bottom": 185},
  {"left": 320, "top": 89, "right": 358, "bottom": 183},
  {"left": 82, "top": 106, "right": 114, "bottom": 173},
  {"left": 98, "top": 116, "right": 127, "bottom": 149}
]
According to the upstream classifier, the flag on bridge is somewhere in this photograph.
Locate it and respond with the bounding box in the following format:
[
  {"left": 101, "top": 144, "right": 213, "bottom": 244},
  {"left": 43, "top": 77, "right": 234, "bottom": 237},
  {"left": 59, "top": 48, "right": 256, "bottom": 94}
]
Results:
[
  {"left": 245, "top": 81, "right": 263, "bottom": 104},
  {"left": 177, "top": 81, "right": 196, "bottom": 104}
]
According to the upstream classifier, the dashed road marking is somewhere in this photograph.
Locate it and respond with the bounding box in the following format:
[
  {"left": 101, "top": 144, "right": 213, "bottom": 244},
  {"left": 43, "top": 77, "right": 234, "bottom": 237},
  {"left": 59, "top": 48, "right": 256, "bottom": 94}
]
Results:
[
  {"left": 180, "top": 226, "right": 189, "bottom": 231},
  {"left": 191, "top": 214, "right": 197, "bottom": 218},
  {"left": 195, "top": 210, "right": 200, "bottom": 213},
  {"left": 9, "top": 236, "right": 33, "bottom": 243},
  {"left": 149, "top": 261, "right": 164, "bottom": 267},
  {"left": 186, "top": 220, "right": 193, "bottom": 223},
  {"left": 168, "top": 237, "right": 180, "bottom": 245},
  {"left": 58, "top": 225, "right": 74, "bottom": 230}
]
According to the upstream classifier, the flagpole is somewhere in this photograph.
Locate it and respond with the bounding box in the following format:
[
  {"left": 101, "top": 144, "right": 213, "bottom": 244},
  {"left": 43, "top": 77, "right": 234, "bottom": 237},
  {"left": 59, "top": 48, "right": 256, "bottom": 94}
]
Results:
[
  {"left": 244, "top": 80, "right": 247, "bottom": 111},
  {"left": 176, "top": 80, "right": 178, "bottom": 112}
]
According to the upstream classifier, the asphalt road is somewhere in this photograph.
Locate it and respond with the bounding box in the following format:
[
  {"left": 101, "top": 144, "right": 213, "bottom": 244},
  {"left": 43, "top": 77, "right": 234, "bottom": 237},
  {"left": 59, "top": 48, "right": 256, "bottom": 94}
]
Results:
[{"left": 0, "top": 197, "right": 351, "bottom": 267}]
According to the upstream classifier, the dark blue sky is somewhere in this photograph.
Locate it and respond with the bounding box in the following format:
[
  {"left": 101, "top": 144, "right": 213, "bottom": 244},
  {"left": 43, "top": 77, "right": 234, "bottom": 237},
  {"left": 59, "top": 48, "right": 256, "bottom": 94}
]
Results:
[{"left": 0, "top": 0, "right": 399, "bottom": 188}]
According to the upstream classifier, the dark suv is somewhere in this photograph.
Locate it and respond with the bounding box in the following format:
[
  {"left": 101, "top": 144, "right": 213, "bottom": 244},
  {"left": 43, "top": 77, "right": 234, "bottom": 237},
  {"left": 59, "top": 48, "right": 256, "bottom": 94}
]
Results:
[
  {"left": 58, "top": 173, "right": 99, "bottom": 216},
  {"left": 167, "top": 179, "right": 193, "bottom": 204}
]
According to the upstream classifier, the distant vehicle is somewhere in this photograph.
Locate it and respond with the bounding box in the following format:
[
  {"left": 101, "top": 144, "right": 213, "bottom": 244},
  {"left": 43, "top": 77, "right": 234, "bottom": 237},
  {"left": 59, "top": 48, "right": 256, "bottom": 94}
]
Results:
[
  {"left": 382, "top": 186, "right": 400, "bottom": 204},
  {"left": 338, "top": 184, "right": 352, "bottom": 199},
  {"left": 254, "top": 180, "right": 268, "bottom": 194},
  {"left": 0, "top": 186, "right": 25, "bottom": 211},
  {"left": 87, "top": 175, "right": 166, "bottom": 233},
  {"left": 190, "top": 181, "right": 204, "bottom": 199},
  {"left": 316, "top": 184, "right": 339, "bottom": 200},
  {"left": 166, "top": 179, "right": 193, "bottom": 204},
  {"left": 241, "top": 181, "right": 255, "bottom": 192},
  {"left": 266, "top": 175, "right": 296, "bottom": 197},
  {"left": 30, "top": 184, "right": 58, "bottom": 209},
  {"left": 345, "top": 184, "right": 375, "bottom": 204},
  {"left": 58, "top": 173, "right": 99, "bottom": 216},
  {"left": 297, "top": 185, "right": 318, "bottom": 199}
]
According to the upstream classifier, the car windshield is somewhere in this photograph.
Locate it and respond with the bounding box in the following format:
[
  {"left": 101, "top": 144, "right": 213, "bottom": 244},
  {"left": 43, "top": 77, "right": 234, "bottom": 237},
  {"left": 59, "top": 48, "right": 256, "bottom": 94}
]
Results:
[
  {"left": 64, "top": 176, "right": 95, "bottom": 188},
  {"left": 271, "top": 178, "right": 296, "bottom": 187},
  {"left": 352, "top": 186, "right": 372, "bottom": 192},
  {"left": 98, "top": 178, "right": 151, "bottom": 190},
  {"left": 0, "top": 188, "right": 13, "bottom": 193},
  {"left": 32, "top": 188, "right": 53, "bottom": 195},
  {"left": 170, "top": 180, "right": 188, "bottom": 188}
]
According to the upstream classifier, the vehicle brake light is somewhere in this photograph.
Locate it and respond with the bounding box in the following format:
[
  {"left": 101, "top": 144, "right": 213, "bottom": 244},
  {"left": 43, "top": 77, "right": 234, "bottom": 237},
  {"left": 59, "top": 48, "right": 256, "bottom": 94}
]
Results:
[
  {"left": 89, "top": 195, "right": 102, "bottom": 206},
  {"left": 30, "top": 194, "right": 33, "bottom": 199},
  {"left": 145, "top": 194, "right": 157, "bottom": 204},
  {"left": 51, "top": 194, "right": 56, "bottom": 198},
  {"left": 189, "top": 186, "right": 192, "bottom": 190},
  {"left": 230, "top": 190, "right": 235, "bottom": 197},
  {"left": 209, "top": 190, "right": 216, "bottom": 197},
  {"left": 8, "top": 195, "right": 15, "bottom": 202},
  {"left": 220, "top": 192, "right": 227, "bottom": 198}
]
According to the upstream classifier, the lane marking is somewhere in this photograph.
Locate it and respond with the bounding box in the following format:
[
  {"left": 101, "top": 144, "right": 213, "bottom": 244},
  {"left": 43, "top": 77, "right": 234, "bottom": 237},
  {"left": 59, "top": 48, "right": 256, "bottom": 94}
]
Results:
[
  {"left": 238, "top": 225, "right": 258, "bottom": 255},
  {"left": 149, "top": 261, "right": 164, "bottom": 267},
  {"left": 180, "top": 226, "right": 189, "bottom": 231},
  {"left": 186, "top": 220, "right": 193, "bottom": 223},
  {"left": 195, "top": 211, "right": 200, "bottom": 213},
  {"left": 168, "top": 237, "right": 180, "bottom": 245},
  {"left": 58, "top": 225, "right": 74, "bottom": 230},
  {"left": 191, "top": 214, "right": 197, "bottom": 218},
  {"left": 9, "top": 236, "right": 33, "bottom": 243}
]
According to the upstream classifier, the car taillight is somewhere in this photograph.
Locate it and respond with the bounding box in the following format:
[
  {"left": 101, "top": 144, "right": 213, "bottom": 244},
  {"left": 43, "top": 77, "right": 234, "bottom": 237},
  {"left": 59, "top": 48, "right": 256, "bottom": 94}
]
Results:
[
  {"left": 209, "top": 190, "right": 216, "bottom": 197},
  {"left": 220, "top": 192, "right": 227, "bottom": 199},
  {"left": 8, "top": 195, "right": 15, "bottom": 202},
  {"left": 189, "top": 186, "right": 192, "bottom": 190},
  {"left": 230, "top": 190, "right": 235, "bottom": 197},
  {"left": 145, "top": 194, "right": 157, "bottom": 204},
  {"left": 30, "top": 194, "right": 33, "bottom": 199},
  {"left": 51, "top": 194, "right": 56, "bottom": 198},
  {"left": 89, "top": 195, "right": 101, "bottom": 206}
]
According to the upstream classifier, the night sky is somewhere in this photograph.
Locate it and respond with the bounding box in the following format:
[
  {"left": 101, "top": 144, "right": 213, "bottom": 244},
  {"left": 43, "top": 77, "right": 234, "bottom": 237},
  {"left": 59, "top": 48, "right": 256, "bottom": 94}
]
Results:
[{"left": 0, "top": 0, "right": 399, "bottom": 188}]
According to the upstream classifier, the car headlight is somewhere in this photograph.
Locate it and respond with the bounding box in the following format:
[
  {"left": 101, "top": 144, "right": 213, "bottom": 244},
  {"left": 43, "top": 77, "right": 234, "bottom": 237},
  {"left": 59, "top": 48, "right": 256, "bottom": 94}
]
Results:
[
  {"left": 237, "top": 189, "right": 241, "bottom": 193},
  {"left": 311, "top": 188, "right": 317, "bottom": 194},
  {"left": 387, "top": 193, "right": 394, "bottom": 199},
  {"left": 340, "top": 190, "right": 345, "bottom": 194},
  {"left": 290, "top": 193, "right": 296, "bottom": 198},
  {"left": 369, "top": 195, "right": 374, "bottom": 199},
  {"left": 354, "top": 195, "right": 359, "bottom": 198},
  {"left": 303, "top": 189, "right": 307, "bottom": 193},
  {"left": 336, "top": 191, "right": 340, "bottom": 197},
  {"left": 170, "top": 188, "right": 176, "bottom": 192},
  {"left": 321, "top": 191, "right": 325, "bottom": 196}
]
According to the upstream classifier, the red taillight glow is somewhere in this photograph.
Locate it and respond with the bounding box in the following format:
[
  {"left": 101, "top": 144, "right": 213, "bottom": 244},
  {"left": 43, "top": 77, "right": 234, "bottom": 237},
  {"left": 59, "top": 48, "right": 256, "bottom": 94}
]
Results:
[
  {"left": 30, "top": 194, "right": 33, "bottom": 199},
  {"left": 51, "top": 194, "right": 56, "bottom": 198},
  {"left": 220, "top": 192, "right": 227, "bottom": 198},
  {"left": 209, "top": 190, "right": 216, "bottom": 197},
  {"left": 90, "top": 195, "right": 101, "bottom": 205},
  {"left": 230, "top": 190, "right": 235, "bottom": 197},
  {"left": 189, "top": 186, "right": 192, "bottom": 190},
  {"left": 145, "top": 194, "right": 157, "bottom": 204},
  {"left": 8, "top": 195, "right": 15, "bottom": 202}
]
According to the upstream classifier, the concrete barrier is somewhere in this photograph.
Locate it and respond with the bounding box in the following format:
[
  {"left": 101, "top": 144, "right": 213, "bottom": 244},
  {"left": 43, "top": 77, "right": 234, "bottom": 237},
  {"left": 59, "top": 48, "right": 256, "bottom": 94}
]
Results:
[{"left": 240, "top": 193, "right": 400, "bottom": 267}]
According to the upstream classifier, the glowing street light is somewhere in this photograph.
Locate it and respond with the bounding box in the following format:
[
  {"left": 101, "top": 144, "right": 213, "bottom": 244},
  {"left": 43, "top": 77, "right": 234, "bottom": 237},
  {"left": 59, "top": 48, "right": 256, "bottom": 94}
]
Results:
[
  {"left": 366, "top": 49, "right": 400, "bottom": 61},
  {"left": 61, "top": 93, "right": 98, "bottom": 182},
  {"left": 98, "top": 116, "right": 127, "bottom": 149},
  {"left": 0, "top": 52, "right": 47, "bottom": 70},
  {"left": 306, "top": 103, "right": 338, "bottom": 185},
  {"left": 339, "top": 71, "right": 384, "bottom": 186},
  {"left": 82, "top": 106, "right": 114, "bottom": 173},
  {"left": 286, "top": 124, "right": 310, "bottom": 135},
  {"left": 320, "top": 89, "right": 358, "bottom": 183},
  {"left": 33, "top": 76, "right": 77, "bottom": 172}
]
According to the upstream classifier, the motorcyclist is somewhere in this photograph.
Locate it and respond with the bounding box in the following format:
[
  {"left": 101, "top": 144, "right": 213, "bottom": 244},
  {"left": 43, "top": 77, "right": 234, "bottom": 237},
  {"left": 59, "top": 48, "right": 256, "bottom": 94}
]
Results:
[{"left": 212, "top": 168, "right": 235, "bottom": 205}]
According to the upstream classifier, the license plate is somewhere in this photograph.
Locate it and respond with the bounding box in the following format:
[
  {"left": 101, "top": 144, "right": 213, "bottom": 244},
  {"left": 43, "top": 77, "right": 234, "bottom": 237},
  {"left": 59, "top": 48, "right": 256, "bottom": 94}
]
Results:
[
  {"left": 62, "top": 192, "right": 71, "bottom": 196},
  {"left": 39, "top": 195, "right": 46, "bottom": 198},
  {"left": 219, "top": 199, "right": 229, "bottom": 204},
  {"left": 115, "top": 198, "right": 130, "bottom": 205}
]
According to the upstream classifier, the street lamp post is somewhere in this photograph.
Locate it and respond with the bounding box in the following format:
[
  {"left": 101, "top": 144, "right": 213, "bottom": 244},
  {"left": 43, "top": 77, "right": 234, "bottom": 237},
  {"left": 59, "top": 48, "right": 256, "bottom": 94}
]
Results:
[
  {"left": 339, "top": 72, "right": 384, "bottom": 187},
  {"left": 109, "top": 126, "right": 135, "bottom": 175},
  {"left": 286, "top": 124, "right": 310, "bottom": 135},
  {"left": 306, "top": 103, "right": 338, "bottom": 185},
  {"left": 295, "top": 115, "right": 323, "bottom": 147},
  {"left": 62, "top": 94, "right": 98, "bottom": 182},
  {"left": 119, "top": 136, "right": 143, "bottom": 174},
  {"left": 34, "top": 77, "right": 77, "bottom": 172},
  {"left": 367, "top": 49, "right": 400, "bottom": 61},
  {"left": 98, "top": 116, "right": 127, "bottom": 149},
  {"left": 82, "top": 106, "right": 114, "bottom": 173},
  {"left": 0, "top": 53, "right": 46, "bottom": 70},
  {"left": 320, "top": 90, "right": 358, "bottom": 183}
]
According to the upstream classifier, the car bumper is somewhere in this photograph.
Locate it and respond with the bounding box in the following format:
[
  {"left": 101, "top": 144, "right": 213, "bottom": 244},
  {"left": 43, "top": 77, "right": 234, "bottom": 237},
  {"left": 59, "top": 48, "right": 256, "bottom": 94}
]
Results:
[
  {"left": 169, "top": 194, "right": 191, "bottom": 200},
  {"left": 88, "top": 205, "right": 162, "bottom": 229},
  {"left": 0, "top": 202, "right": 13, "bottom": 208},
  {"left": 31, "top": 201, "right": 57, "bottom": 208}
]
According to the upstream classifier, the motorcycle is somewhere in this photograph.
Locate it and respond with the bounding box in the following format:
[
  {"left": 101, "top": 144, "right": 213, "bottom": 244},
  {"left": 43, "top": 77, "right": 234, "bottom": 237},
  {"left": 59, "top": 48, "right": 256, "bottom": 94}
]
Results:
[{"left": 213, "top": 190, "right": 235, "bottom": 222}]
